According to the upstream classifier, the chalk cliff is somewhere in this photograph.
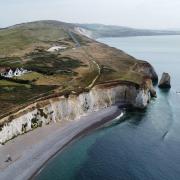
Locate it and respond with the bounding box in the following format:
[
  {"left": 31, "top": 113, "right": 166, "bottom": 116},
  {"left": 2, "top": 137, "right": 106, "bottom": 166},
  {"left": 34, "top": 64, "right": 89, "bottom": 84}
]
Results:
[{"left": 0, "top": 80, "right": 154, "bottom": 144}]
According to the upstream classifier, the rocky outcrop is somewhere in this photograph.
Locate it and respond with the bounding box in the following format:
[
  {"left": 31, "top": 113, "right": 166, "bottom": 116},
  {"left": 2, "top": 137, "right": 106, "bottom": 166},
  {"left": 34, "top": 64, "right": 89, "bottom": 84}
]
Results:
[
  {"left": 146, "top": 79, "right": 157, "bottom": 98},
  {"left": 158, "top": 72, "right": 171, "bottom": 89},
  {"left": 0, "top": 81, "right": 154, "bottom": 144},
  {"left": 134, "top": 79, "right": 156, "bottom": 108},
  {"left": 133, "top": 61, "right": 158, "bottom": 84},
  {"left": 134, "top": 89, "right": 150, "bottom": 109}
]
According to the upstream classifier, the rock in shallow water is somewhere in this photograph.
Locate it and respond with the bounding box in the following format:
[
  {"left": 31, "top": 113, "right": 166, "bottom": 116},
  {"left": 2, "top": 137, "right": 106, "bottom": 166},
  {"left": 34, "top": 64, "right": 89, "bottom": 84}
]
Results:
[{"left": 158, "top": 72, "right": 171, "bottom": 89}]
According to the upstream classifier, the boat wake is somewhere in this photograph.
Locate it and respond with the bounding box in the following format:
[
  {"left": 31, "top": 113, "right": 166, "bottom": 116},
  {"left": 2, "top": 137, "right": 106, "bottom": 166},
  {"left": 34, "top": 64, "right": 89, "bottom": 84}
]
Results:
[{"left": 161, "top": 93, "right": 176, "bottom": 141}]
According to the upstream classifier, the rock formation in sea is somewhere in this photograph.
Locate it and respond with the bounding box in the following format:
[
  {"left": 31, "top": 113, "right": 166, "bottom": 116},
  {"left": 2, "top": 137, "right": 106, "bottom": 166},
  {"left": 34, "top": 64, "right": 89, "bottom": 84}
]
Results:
[{"left": 158, "top": 72, "right": 171, "bottom": 89}]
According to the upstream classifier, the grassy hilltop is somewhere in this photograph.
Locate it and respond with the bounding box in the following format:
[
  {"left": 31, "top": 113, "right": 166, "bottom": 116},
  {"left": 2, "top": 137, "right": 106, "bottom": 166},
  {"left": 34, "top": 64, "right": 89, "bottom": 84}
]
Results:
[{"left": 0, "top": 20, "right": 157, "bottom": 118}]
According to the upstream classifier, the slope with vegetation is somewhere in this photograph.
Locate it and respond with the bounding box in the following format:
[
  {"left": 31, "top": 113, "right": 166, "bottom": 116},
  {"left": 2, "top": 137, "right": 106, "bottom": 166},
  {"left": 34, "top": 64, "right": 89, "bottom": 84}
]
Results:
[{"left": 0, "top": 20, "right": 157, "bottom": 120}]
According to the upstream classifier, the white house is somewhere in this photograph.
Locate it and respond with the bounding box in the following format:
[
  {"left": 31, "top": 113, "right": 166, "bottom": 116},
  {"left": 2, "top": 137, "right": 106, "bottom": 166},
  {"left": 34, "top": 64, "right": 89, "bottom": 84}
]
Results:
[
  {"left": 6, "top": 69, "right": 13, "bottom": 78},
  {"left": 14, "top": 68, "right": 22, "bottom": 76},
  {"left": 1, "top": 68, "right": 30, "bottom": 78}
]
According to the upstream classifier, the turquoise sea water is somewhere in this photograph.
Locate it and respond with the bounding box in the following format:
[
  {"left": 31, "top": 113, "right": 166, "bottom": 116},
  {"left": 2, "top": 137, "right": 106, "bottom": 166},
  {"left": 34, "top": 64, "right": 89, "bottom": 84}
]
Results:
[{"left": 35, "top": 36, "right": 180, "bottom": 180}]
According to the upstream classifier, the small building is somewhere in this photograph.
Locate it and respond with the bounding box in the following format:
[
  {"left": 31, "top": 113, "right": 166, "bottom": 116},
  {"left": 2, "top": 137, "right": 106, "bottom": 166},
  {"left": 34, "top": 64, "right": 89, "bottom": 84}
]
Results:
[
  {"left": 14, "top": 68, "right": 22, "bottom": 76},
  {"left": 0, "top": 68, "right": 30, "bottom": 78},
  {"left": 6, "top": 69, "right": 13, "bottom": 78}
]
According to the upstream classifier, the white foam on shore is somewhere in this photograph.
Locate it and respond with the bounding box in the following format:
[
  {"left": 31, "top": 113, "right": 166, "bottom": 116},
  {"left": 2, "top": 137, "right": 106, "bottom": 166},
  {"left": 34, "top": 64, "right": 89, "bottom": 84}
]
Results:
[{"left": 114, "top": 112, "right": 124, "bottom": 120}]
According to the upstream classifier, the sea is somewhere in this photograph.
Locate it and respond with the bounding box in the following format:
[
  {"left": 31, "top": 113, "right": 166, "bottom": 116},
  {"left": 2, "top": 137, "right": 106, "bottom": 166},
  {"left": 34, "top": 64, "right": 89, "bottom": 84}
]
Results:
[{"left": 35, "top": 35, "right": 180, "bottom": 180}]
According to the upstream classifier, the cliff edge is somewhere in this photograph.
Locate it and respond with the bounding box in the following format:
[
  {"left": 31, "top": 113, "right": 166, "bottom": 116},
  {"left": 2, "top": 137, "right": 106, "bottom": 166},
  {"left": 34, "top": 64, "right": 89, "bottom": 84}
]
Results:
[{"left": 0, "top": 20, "right": 158, "bottom": 144}]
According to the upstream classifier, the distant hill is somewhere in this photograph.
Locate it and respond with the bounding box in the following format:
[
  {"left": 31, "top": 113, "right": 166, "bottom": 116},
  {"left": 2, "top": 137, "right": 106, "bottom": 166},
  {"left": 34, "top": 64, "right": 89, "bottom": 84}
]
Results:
[
  {"left": 75, "top": 23, "right": 180, "bottom": 38},
  {"left": 1, "top": 20, "right": 180, "bottom": 43}
]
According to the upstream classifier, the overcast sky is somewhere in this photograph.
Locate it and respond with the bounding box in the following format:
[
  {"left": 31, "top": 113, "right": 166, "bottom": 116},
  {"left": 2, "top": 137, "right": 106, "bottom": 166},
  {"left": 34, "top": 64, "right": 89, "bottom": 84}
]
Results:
[{"left": 1, "top": 0, "right": 180, "bottom": 29}]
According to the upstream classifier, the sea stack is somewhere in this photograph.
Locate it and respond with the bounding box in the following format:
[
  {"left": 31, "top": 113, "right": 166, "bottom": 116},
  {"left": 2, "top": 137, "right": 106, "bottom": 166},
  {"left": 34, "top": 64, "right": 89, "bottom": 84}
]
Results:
[{"left": 158, "top": 72, "right": 171, "bottom": 89}]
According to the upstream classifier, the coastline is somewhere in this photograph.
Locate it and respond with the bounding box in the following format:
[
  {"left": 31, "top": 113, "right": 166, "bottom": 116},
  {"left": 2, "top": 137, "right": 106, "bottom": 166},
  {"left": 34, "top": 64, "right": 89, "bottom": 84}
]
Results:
[{"left": 0, "top": 105, "right": 123, "bottom": 180}]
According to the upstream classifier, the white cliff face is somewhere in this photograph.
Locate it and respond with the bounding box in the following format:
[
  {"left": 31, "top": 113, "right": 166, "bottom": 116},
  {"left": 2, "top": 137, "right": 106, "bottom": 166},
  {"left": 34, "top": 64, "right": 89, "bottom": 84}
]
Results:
[
  {"left": 134, "top": 89, "right": 150, "bottom": 109},
  {"left": 75, "top": 27, "right": 93, "bottom": 39},
  {"left": 0, "top": 84, "right": 151, "bottom": 144}
]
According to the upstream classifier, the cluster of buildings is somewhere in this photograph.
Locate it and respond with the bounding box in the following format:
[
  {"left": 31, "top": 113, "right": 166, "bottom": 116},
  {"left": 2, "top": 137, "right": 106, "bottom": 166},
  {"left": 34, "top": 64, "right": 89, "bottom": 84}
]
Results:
[{"left": 0, "top": 68, "right": 30, "bottom": 78}]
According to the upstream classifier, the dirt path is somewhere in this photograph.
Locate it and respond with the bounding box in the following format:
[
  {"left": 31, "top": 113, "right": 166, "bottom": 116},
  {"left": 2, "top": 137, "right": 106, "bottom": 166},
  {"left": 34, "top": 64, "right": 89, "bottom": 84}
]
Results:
[{"left": 68, "top": 30, "right": 101, "bottom": 89}]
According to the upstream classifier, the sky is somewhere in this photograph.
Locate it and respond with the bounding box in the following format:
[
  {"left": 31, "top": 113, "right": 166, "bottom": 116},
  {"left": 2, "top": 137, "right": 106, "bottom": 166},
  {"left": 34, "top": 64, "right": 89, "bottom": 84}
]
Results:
[{"left": 0, "top": 0, "right": 180, "bottom": 29}]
